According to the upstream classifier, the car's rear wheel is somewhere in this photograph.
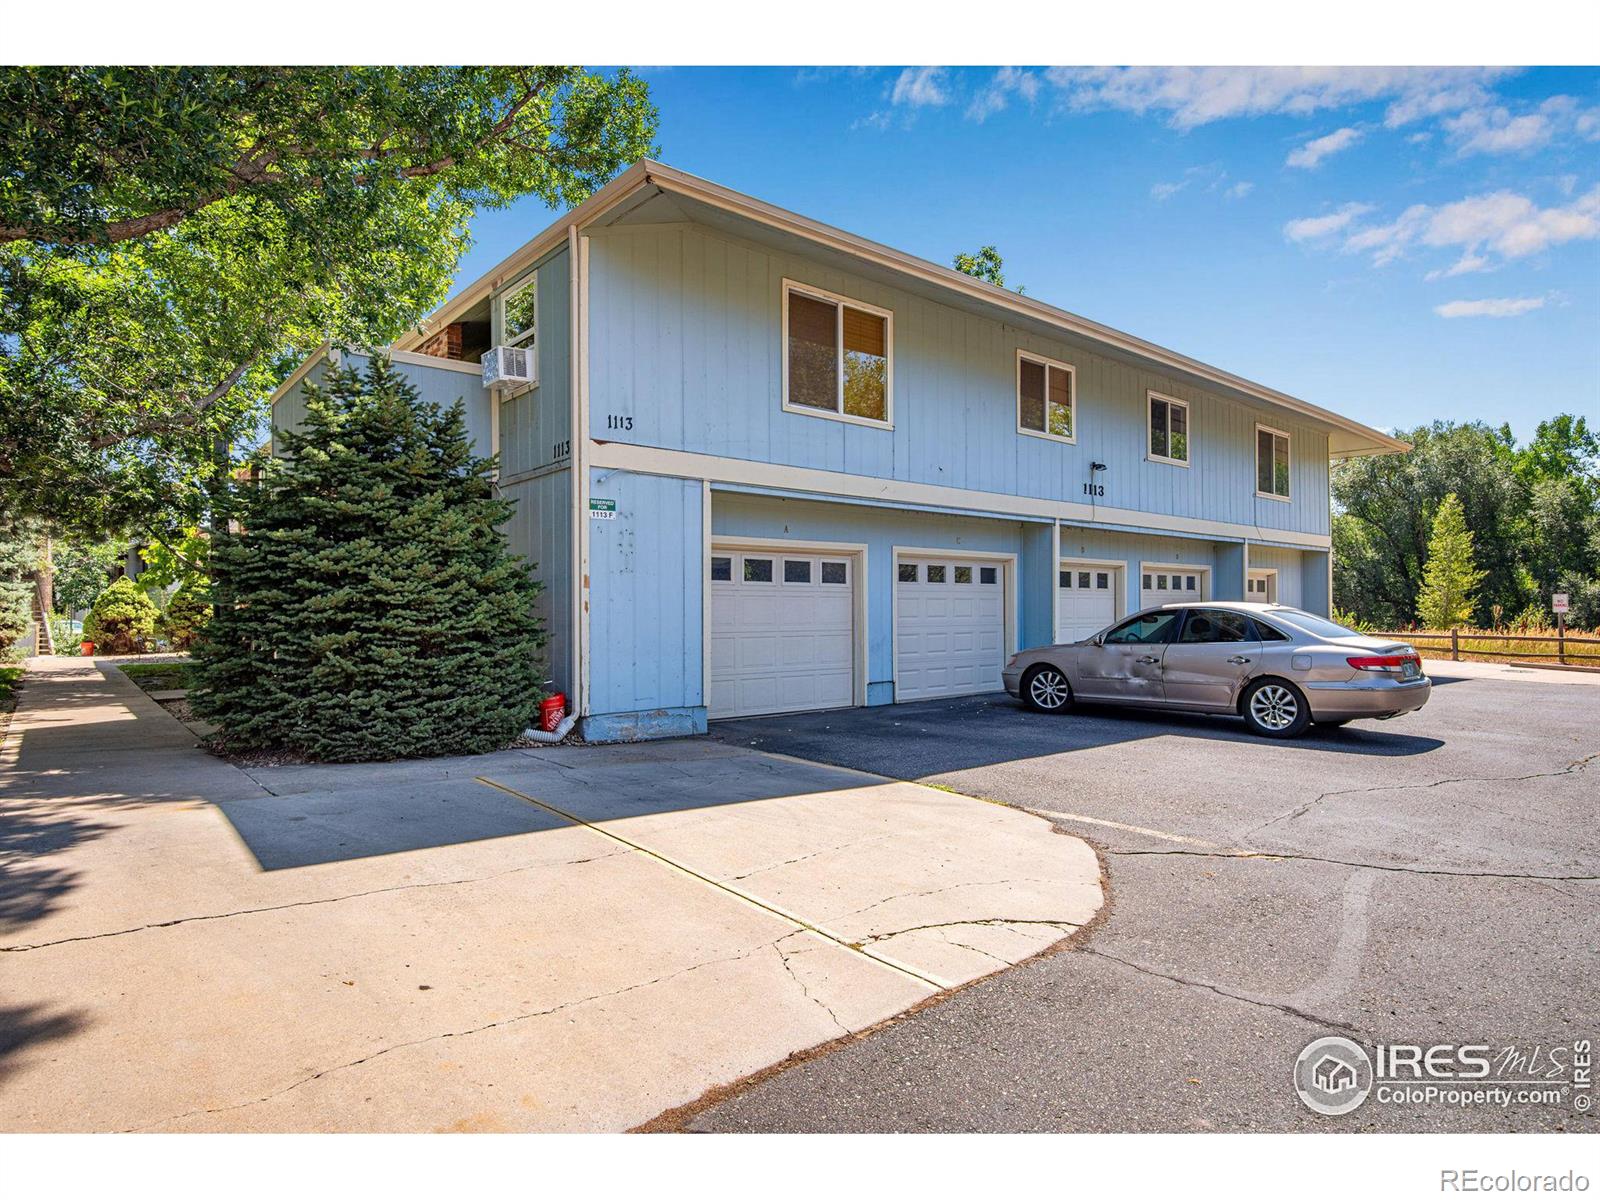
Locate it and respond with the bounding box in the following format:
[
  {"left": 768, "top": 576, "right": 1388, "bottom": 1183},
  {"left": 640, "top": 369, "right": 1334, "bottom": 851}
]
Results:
[
  {"left": 1022, "top": 665, "right": 1073, "bottom": 713},
  {"left": 1241, "top": 679, "right": 1311, "bottom": 738}
]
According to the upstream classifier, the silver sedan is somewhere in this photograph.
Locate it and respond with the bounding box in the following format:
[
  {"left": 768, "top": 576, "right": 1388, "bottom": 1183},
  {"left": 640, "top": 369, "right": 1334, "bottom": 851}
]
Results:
[{"left": 1001, "top": 602, "right": 1430, "bottom": 737}]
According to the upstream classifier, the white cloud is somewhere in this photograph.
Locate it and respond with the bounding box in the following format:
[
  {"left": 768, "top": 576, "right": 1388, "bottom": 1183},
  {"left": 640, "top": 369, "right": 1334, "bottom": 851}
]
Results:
[
  {"left": 1328, "top": 184, "right": 1600, "bottom": 270},
  {"left": 890, "top": 66, "right": 949, "bottom": 108},
  {"left": 1225, "top": 181, "right": 1255, "bottom": 200},
  {"left": 1151, "top": 180, "right": 1186, "bottom": 201},
  {"left": 1442, "top": 96, "right": 1598, "bottom": 156},
  {"left": 1434, "top": 297, "right": 1545, "bottom": 318},
  {"left": 1045, "top": 66, "right": 1511, "bottom": 130},
  {"left": 1424, "top": 252, "right": 1491, "bottom": 280},
  {"left": 1284, "top": 202, "right": 1375, "bottom": 242},
  {"left": 966, "top": 66, "right": 1040, "bottom": 122},
  {"left": 1287, "top": 126, "right": 1363, "bottom": 169},
  {"left": 1150, "top": 163, "right": 1251, "bottom": 203}
]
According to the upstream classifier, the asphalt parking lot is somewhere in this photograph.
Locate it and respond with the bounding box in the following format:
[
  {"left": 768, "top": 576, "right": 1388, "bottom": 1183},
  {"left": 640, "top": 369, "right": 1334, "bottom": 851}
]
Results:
[{"left": 686, "top": 661, "right": 1599, "bottom": 1132}]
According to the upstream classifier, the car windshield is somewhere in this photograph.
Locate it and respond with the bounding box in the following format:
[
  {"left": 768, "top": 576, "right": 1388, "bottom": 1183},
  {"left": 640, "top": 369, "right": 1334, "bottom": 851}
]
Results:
[
  {"left": 1274, "top": 610, "right": 1363, "bottom": 640},
  {"left": 1103, "top": 611, "right": 1182, "bottom": 645}
]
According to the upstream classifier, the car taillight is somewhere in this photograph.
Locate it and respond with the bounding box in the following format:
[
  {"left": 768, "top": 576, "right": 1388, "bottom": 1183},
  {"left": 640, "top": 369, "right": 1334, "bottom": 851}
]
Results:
[{"left": 1347, "top": 654, "right": 1420, "bottom": 672}]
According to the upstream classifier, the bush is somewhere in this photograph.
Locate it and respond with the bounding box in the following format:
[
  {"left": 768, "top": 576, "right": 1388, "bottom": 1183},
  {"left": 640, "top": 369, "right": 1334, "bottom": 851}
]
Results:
[
  {"left": 156, "top": 586, "right": 211, "bottom": 650},
  {"left": 191, "top": 356, "right": 546, "bottom": 761},
  {"left": 83, "top": 577, "right": 158, "bottom": 654}
]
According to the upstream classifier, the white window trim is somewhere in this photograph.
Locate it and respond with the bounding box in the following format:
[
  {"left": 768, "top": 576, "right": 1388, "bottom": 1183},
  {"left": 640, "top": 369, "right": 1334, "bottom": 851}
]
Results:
[
  {"left": 1247, "top": 568, "right": 1279, "bottom": 601},
  {"left": 1147, "top": 390, "right": 1190, "bottom": 467},
  {"left": 492, "top": 272, "right": 539, "bottom": 400},
  {"left": 1255, "top": 422, "right": 1292, "bottom": 502},
  {"left": 1015, "top": 349, "right": 1077, "bottom": 445},
  {"left": 781, "top": 279, "right": 894, "bottom": 430}
]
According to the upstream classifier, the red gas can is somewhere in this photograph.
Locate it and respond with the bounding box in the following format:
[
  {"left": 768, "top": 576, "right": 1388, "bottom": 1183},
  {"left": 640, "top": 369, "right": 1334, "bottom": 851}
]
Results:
[{"left": 539, "top": 693, "right": 568, "bottom": 733}]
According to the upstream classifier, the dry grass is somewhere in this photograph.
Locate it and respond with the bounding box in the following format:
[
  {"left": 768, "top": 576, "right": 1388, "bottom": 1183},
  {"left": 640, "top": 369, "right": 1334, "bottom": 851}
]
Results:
[{"left": 1368, "top": 625, "right": 1599, "bottom": 665}]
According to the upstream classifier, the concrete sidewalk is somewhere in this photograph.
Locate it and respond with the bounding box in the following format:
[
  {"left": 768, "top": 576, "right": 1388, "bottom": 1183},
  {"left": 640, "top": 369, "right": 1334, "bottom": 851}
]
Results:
[{"left": 0, "top": 657, "right": 1101, "bottom": 1132}]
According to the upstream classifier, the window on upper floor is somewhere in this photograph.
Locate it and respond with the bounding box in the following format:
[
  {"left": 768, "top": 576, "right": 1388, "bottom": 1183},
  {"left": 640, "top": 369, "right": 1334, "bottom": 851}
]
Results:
[
  {"left": 1256, "top": 425, "right": 1291, "bottom": 500},
  {"left": 1016, "top": 350, "right": 1075, "bottom": 442},
  {"left": 498, "top": 276, "right": 537, "bottom": 351},
  {"left": 783, "top": 281, "right": 892, "bottom": 427},
  {"left": 1148, "top": 392, "right": 1189, "bottom": 465}
]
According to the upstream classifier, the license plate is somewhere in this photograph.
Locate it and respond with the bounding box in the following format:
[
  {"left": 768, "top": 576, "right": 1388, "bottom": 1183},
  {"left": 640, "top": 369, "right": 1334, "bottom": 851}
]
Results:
[{"left": 1401, "top": 661, "right": 1420, "bottom": 679}]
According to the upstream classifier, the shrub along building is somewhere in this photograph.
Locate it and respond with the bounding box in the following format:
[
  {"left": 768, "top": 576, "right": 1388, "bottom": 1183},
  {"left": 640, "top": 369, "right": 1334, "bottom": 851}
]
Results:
[{"left": 270, "top": 161, "right": 1408, "bottom": 741}]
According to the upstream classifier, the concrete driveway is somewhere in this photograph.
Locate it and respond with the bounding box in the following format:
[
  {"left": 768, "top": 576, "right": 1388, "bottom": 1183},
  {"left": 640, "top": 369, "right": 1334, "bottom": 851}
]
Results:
[
  {"left": 0, "top": 659, "right": 1100, "bottom": 1133},
  {"left": 690, "top": 661, "right": 1599, "bottom": 1132}
]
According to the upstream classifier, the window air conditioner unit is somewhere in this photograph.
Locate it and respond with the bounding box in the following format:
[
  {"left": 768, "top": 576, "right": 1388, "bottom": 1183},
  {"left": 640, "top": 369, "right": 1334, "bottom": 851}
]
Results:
[{"left": 481, "top": 345, "right": 535, "bottom": 389}]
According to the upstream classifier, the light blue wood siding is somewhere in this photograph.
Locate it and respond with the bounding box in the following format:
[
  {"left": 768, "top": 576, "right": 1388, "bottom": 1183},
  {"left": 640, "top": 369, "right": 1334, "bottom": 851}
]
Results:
[
  {"left": 1056, "top": 525, "right": 1237, "bottom": 612},
  {"left": 587, "top": 223, "right": 1332, "bottom": 536},
  {"left": 1248, "top": 543, "right": 1306, "bottom": 609},
  {"left": 586, "top": 469, "right": 705, "bottom": 720},
  {"left": 498, "top": 246, "right": 572, "bottom": 482}
]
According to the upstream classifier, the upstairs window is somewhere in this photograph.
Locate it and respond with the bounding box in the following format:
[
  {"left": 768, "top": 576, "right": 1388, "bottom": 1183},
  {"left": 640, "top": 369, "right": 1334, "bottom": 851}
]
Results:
[
  {"left": 1017, "top": 351, "right": 1075, "bottom": 442},
  {"left": 498, "top": 276, "right": 537, "bottom": 350},
  {"left": 1256, "top": 425, "right": 1291, "bottom": 500},
  {"left": 1148, "top": 392, "right": 1189, "bottom": 465},
  {"left": 783, "top": 281, "right": 892, "bottom": 426}
]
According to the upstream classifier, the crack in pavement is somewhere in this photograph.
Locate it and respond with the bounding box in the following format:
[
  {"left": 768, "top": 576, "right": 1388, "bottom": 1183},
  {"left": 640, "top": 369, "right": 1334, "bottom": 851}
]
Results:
[
  {"left": 773, "top": 936, "right": 851, "bottom": 1037},
  {"left": 1077, "top": 946, "right": 1375, "bottom": 1042},
  {"left": 724, "top": 832, "right": 897, "bottom": 883},
  {"left": 859, "top": 918, "right": 1082, "bottom": 945},
  {"left": 833, "top": 879, "right": 1061, "bottom": 922},
  {"left": 0, "top": 849, "right": 634, "bottom": 953},
  {"left": 1104, "top": 847, "right": 1599, "bottom": 882},
  {"left": 1241, "top": 751, "right": 1600, "bottom": 840},
  {"left": 122, "top": 938, "right": 780, "bottom": 1133}
]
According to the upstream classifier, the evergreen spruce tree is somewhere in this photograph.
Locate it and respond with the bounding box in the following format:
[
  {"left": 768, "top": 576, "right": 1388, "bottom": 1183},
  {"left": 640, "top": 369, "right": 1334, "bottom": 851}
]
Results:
[
  {"left": 191, "top": 356, "right": 545, "bottom": 761},
  {"left": 1416, "top": 492, "right": 1487, "bottom": 629}
]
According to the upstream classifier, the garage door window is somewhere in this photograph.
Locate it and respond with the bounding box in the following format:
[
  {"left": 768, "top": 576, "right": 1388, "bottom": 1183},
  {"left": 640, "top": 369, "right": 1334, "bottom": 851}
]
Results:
[
  {"left": 898, "top": 563, "right": 917, "bottom": 583},
  {"left": 711, "top": 555, "right": 732, "bottom": 581},
  {"left": 954, "top": 566, "right": 972, "bottom": 583},
  {"left": 822, "top": 561, "right": 848, "bottom": 585},
  {"left": 981, "top": 566, "right": 998, "bottom": 584},
  {"left": 743, "top": 557, "right": 773, "bottom": 583},
  {"left": 926, "top": 565, "right": 947, "bottom": 583}
]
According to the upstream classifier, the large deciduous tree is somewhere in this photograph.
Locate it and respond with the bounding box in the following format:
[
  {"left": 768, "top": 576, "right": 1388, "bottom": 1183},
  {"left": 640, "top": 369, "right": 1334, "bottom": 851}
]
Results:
[{"left": 0, "top": 66, "right": 657, "bottom": 537}]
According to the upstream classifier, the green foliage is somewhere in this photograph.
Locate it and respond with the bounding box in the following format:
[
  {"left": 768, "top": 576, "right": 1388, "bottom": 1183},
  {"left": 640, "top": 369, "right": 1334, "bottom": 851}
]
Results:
[
  {"left": 52, "top": 534, "right": 121, "bottom": 613},
  {"left": 191, "top": 357, "right": 546, "bottom": 761},
  {"left": 139, "top": 528, "right": 209, "bottom": 592},
  {"left": 0, "top": 518, "right": 42, "bottom": 657},
  {"left": 156, "top": 585, "right": 211, "bottom": 650},
  {"left": 1333, "top": 417, "right": 1600, "bottom": 629},
  {"left": 1, "top": 66, "right": 659, "bottom": 537},
  {"left": 1416, "top": 494, "right": 1488, "bottom": 629},
  {"left": 953, "top": 245, "right": 1025, "bottom": 294},
  {"left": 83, "top": 575, "right": 158, "bottom": 653},
  {"left": 1330, "top": 604, "right": 1372, "bottom": 633}
]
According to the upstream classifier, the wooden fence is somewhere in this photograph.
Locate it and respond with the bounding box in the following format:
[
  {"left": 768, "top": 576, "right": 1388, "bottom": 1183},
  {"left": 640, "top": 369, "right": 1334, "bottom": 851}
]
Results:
[{"left": 1367, "top": 628, "right": 1600, "bottom": 664}]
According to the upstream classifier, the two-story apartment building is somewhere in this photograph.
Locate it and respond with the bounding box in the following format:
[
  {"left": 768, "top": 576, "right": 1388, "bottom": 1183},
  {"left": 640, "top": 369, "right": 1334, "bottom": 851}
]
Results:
[{"left": 271, "top": 160, "right": 1407, "bottom": 741}]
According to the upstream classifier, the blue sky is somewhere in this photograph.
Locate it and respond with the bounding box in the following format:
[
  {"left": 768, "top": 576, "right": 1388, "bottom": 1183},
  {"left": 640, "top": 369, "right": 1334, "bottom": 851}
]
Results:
[{"left": 452, "top": 66, "right": 1600, "bottom": 443}]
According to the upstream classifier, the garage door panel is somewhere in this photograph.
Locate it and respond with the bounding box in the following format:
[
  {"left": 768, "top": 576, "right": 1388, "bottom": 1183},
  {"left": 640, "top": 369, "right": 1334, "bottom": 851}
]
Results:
[
  {"left": 895, "top": 557, "right": 1006, "bottom": 702},
  {"left": 1058, "top": 564, "right": 1117, "bottom": 642},
  {"left": 710, "top": 551, "right": 856, "bottom": 719}
]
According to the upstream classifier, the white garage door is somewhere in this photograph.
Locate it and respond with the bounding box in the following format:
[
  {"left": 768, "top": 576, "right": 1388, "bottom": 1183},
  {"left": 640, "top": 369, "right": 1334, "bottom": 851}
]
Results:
[
  {"left": 895, "top": 557, "right": 1006, "bottom": 702},
  {"left": 709, "top": 549, "right": 855, "bottom": 719},
  {"left": 1140, "top": 566, "right": 1205, "bottom": 610},
  {"left": 1057, "top": 565, "right": 1117, "bottom": 642}
]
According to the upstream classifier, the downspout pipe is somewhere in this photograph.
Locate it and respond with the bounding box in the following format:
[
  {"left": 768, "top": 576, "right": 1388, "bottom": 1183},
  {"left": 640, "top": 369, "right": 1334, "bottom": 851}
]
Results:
[{"left": 520, "top": 712, "right": 580, "bottom": 744}]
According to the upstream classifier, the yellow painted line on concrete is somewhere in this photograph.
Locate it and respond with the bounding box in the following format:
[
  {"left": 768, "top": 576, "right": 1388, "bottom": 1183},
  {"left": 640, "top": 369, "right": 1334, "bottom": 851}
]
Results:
[{"left": 474, "top": 776, "right": 949, "bottom": 992}]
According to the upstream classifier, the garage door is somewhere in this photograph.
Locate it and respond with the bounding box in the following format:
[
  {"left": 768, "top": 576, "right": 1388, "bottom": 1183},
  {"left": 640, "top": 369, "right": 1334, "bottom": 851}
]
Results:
[
  {"left": 709, "top": 549, "right": 855, "bottom": 719},
  {"left": 1057, "top": 565, "right": 1117, "bottom": 642},
  {"left": 895, "top": 557, "right": 1006, "bottom": 702},
  {"left": 1140, "top": 566, "right": 1205, "bottom": 610}
]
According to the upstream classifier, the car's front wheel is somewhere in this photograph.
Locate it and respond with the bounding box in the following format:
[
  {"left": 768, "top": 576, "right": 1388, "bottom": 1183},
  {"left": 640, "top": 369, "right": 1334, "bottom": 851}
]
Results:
[
  {"left": 1241, "top": 678, "right": 1311, "bottom": 738},
  {"left": 1022, "top": 665, "right": 1073, "bottom": 713}
]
